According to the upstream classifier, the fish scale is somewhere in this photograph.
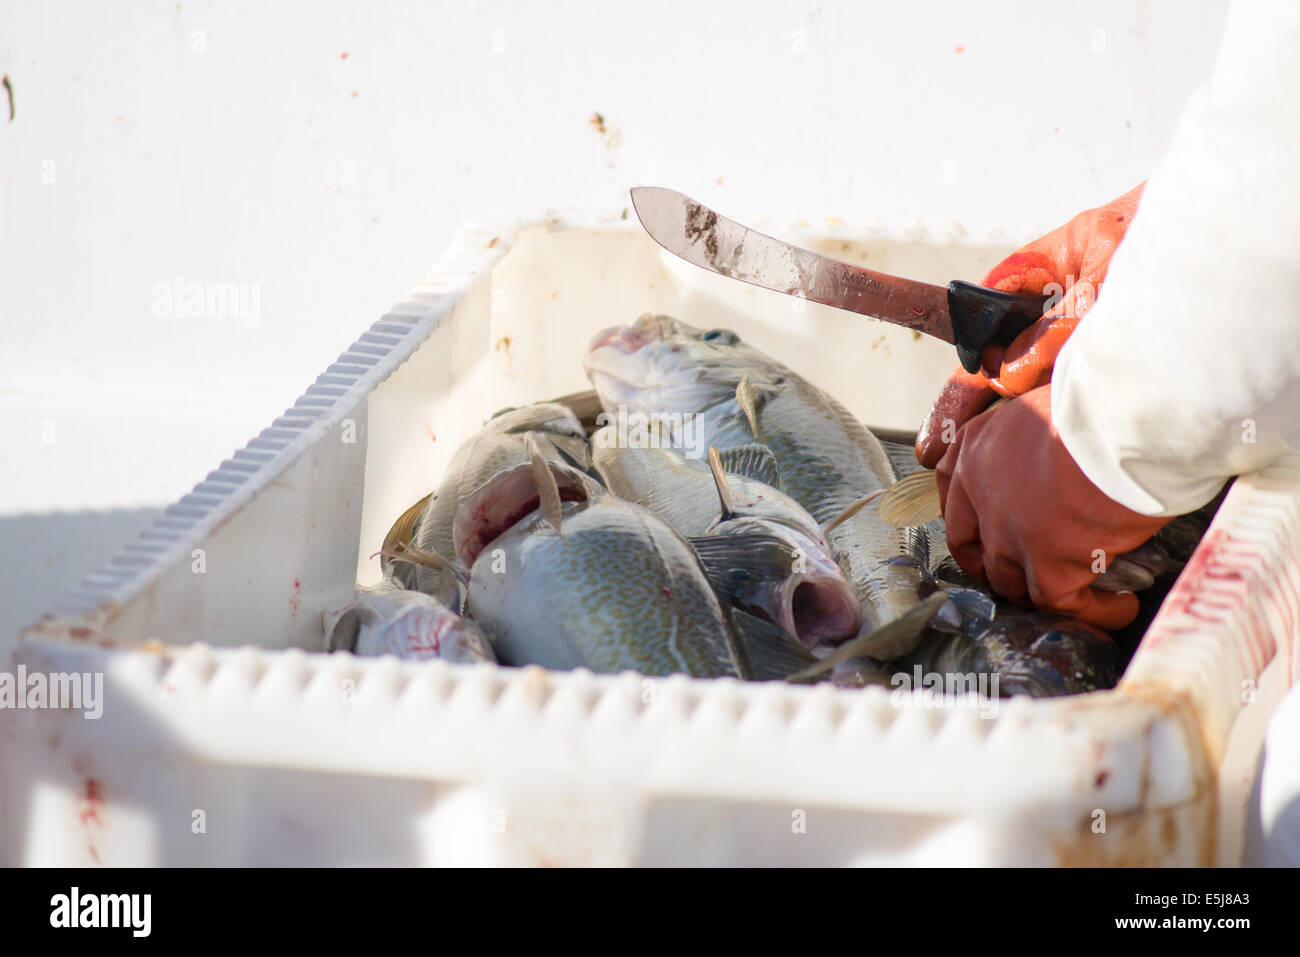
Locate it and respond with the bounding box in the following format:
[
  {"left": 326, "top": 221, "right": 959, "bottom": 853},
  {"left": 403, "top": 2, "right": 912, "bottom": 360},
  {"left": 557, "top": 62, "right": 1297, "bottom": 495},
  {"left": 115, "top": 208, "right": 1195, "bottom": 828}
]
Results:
[
  {"left": 466, "top": 496, "right": 744, "bottom": 676},
  {"left": 591, "top": 427, "right": 862, "bottom": 647},
  {"left": 585, "top": 314, "right": 929, "bottom": 634},
  {"left": 720, "top": 375, "right": 926, "bottom": 629}
]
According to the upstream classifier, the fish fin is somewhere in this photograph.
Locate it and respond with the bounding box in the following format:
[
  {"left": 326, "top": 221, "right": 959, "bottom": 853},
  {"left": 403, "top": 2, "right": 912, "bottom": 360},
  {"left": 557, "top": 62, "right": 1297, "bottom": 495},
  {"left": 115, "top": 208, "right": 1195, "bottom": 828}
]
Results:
[
  {"left": 936, "top": 583, "right": 996, "bottom": 634},
  {"left": 380, "top": 544, "right": 447, "bottom": 573},
  {"left": 382, "top": 493, "right": 432, "bottom": 558},
  {"left": 544, "top": 433, "right": 594, "bottom": 472},
  {"left": 706, "top": 446, "right": 735, "bottom": 521},
  {"left": 729, "top": 608, "right": 820, "bottom": 681},
  {"left": 787, "top": 592, "right": 947, "bottom": 682},
  {"left": 688, "top": 533, "right": 799, "bottom": 596},
  {"left": 714, "top": 443, "right": 782, "bottom": 488},
  {"left": 527, "top": 433, "right": 565, "bottom": 531},
  {"left": 877, "top": 470, "right": 942, "bottom": 526},
  {"left": 823, "top": 489, "right": 886, "bottom": 535},
  {"left": 379, "top": 540, "right": 465, "bottom": 600},
  {"left": 1094, "top": 557, "right": 1154, "bottom": 593},
  {"left": 932, "top": 554, "right": 982, "bottom": 590},
  {"left": 736, "top": 375, "right": 764, "bottom": 436}
]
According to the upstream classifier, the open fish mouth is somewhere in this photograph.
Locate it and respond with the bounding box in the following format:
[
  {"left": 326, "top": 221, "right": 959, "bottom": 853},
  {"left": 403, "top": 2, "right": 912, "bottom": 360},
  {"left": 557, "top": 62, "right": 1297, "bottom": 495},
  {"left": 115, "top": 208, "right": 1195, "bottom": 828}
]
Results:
[
  {"left": 786, "top": 575, "right": 862, "bottom": 647},
  {"left": 453, "top": 463, "right": 594, "bottom": 566},
  {"left": 587, "top": 317, "right": 668, "bottom": 355},
  {"left": 583, "top": 319, "right": 674, "bottom": 396}
]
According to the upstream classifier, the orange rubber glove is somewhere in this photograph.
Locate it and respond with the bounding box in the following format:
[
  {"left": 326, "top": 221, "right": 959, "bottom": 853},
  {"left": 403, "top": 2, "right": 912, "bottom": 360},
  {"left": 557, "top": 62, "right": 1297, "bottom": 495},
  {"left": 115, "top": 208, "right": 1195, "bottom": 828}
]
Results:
[
  {"left": 916, "top": 183, "right": 1145, "bottom": 468},
  {"left": 935, "top": 384, "right": 1170, "bottom": 630}
]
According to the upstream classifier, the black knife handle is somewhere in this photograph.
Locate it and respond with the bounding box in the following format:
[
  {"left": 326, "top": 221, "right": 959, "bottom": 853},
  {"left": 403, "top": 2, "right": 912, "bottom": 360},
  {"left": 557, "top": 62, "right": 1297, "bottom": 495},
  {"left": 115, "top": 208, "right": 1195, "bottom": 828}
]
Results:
[{"left": 947, "top": 280, "right": 1054, "bottom": 374}]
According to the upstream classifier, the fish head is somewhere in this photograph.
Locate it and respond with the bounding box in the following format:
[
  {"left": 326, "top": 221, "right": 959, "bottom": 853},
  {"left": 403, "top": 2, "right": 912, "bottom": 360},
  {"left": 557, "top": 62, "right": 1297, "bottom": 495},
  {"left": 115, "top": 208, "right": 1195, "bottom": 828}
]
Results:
[
  {"left": 584, "top": 314, "right": 781, "bottom": 418},
  {"left": 452, "top": 459, "right": 601, "bottom": 567},
  {"left": 701, "top": 516, "right": 862, "bottom": 648},
  {"left": 327, "top": 590, "right": 495, "bottom": 664},
  {"left": 988, "top": 613, "right": 1124, "bottom": 696}
]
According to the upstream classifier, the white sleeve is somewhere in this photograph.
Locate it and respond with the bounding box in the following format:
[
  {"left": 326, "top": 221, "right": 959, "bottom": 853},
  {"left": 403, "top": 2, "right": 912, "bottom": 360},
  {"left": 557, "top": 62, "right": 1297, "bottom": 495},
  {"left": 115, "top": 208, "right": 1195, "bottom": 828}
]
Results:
[{"left": 1051, "top": 0, "right": 1300, "bottom": 518}]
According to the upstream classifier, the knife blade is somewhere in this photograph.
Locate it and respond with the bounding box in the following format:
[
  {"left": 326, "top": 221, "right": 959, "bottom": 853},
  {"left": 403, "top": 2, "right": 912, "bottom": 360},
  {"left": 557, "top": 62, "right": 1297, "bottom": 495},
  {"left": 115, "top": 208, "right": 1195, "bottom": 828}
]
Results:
[{"left": 630, "top": 186, "right": 1050, "bottom": 373}]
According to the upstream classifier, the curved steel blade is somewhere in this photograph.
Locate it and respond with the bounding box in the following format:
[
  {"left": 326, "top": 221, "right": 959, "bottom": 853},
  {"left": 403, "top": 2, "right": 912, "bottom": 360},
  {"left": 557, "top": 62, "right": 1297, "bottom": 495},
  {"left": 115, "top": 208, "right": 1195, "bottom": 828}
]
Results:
[{"left": 631, "top": 186, "right": 954, "bottom": 343}]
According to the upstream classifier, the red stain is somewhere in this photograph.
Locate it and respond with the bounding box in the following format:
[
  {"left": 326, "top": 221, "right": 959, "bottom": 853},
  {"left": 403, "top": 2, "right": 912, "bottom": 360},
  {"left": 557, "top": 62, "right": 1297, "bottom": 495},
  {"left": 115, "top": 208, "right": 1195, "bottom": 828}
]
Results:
[
  {"left": 408, "top": 621, "right": 443, "bottom": 656},
  {"left": 662, "top": 588, "right": 673, "bottom": 599},
  {"left": 426, "top": 423, "right": 437, "bottom": 443},
  {"left": 81, "top": 775, "right": 105, "bottom": 861},
  {"left": 1094, "top": 770, "right": 1109, "bottom": 788},
  {"left": 340, "top": 51, "right": 350, "bottom": 60},
  {"left": 80, "top": 778, "right": 104, "bottom": 826},
  {"left": 1158, "top": 527, "right": 1277, "bottom": 671},
  {"left": 290, "top": 578, "right": 302, "bottom": 619},
  {"left": 954, "top": 45, "right": 965, "bottom": 54},
  {"left": 350, "top": 90, "right": 359, "bottom": 98},
  {"left": 1117, "top": 215, "right": 1125, "bottom": 222},
  {"left": 909, "top": 306, "right": 925, "bottom": 316}
]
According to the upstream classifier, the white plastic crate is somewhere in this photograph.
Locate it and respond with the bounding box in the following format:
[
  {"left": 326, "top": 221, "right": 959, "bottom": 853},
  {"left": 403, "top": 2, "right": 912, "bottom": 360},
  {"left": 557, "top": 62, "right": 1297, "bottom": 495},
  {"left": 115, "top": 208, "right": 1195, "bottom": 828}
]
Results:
[{"left": 5, "top": 212, "right": 1297, "bottom": 866}]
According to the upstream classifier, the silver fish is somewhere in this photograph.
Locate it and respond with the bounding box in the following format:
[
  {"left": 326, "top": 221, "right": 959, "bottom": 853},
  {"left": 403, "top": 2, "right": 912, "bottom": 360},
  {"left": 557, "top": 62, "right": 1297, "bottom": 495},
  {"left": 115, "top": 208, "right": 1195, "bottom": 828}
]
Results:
[
  {"left": 457, "top": 442, "right": 812, "bottom": 679},
  {"left": 388, "top": 402, "right": 591, "bottom": 591},
  {"left": 584, "top": 314, "right": 934, "bottom": 652},
  {"left": 591, "top": 428, "right": 862, "bottom": 647},
  {"left": 324, "top": 578, "right": 496, "bottom": 664}
]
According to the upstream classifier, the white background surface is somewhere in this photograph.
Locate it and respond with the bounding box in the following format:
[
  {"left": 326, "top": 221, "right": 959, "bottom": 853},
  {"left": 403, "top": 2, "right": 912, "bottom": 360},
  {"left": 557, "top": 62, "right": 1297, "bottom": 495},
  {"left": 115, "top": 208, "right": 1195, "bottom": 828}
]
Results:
[{"left": 0, "top": 0, "right": 1228, "bottom": 634}]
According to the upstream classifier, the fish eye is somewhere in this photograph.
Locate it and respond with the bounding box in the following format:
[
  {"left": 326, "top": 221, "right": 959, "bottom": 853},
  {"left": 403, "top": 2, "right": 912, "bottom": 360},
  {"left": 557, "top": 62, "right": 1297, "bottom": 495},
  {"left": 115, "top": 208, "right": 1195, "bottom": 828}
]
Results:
[
  {"left": 700, "top": 328, "right": 740, "bottom": 345},
  {"left": 1040, "top": 631, "right": 1067, "bottom": 643}
]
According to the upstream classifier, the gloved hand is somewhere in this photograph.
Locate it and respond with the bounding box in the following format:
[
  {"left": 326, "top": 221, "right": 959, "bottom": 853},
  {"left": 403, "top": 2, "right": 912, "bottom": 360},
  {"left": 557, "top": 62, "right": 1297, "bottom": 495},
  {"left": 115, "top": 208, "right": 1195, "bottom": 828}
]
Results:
[
  {"left": 916, "top": 183, "right": 1145, "bottom": 468},
  {"left": 935, "top": 384, "right": 1170, "bottom": 630}
]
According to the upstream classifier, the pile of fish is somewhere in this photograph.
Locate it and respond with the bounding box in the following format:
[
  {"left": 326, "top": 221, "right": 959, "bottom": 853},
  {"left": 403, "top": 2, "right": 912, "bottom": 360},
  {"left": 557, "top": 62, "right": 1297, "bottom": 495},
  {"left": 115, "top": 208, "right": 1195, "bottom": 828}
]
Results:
[{"left": 324, "top": 314, "right": 1219, "bottom": 698}]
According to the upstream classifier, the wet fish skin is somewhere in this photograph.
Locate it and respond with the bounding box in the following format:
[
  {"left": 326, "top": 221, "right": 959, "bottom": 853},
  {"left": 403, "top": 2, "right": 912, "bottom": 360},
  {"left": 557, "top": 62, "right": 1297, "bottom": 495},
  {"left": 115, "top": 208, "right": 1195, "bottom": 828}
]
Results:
[
  {"left": 584, "top": 314, "right": 928, "bottom": 640},
  {"left": 324, "top": 578, "right": 496, "bottom": 664},
  {"left": 591, "top": 426, "right": 816, "bottom": 538},
  {"left": 592, "top": 428, "right": 862, "bottom": 646},
  {"left": 465, "top": 497, "right": 743, "bottom": 676},
  {"left": 459, "top": 461, "right": 745, "bottom": 677}
]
